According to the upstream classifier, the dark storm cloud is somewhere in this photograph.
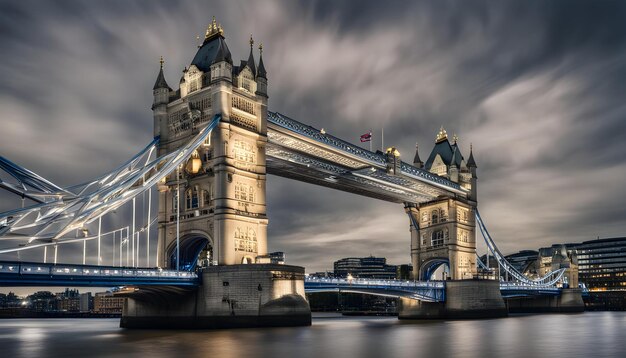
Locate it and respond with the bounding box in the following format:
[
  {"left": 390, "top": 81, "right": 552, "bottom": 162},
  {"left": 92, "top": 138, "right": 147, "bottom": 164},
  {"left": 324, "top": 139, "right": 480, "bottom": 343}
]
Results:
[{"left": 1, "top": 0, "right": 625, "bottom": 281}]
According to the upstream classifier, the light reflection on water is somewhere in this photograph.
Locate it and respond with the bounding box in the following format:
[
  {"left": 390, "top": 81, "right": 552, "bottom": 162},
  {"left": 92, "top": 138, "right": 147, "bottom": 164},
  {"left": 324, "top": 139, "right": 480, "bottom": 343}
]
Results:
[{"left": 0, "top": 312, "right": 624, "bottom": 358}]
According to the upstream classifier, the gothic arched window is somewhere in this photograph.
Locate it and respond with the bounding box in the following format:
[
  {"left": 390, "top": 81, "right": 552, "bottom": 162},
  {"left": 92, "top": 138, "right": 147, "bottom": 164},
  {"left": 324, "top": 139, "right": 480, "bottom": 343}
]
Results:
[
  {"left": 172, "top": 190, "right": 178, "bottom": 212},
  {"left": 202, "top": 190, "right": 210, "bottom": 207},
  {"left": 431, "top": 230, "right": 444, "bottom": 247},
  {"left": 431, "top": 210, "right": 439, "bottom": 224},
  {"left": 186, "top": 187, "right": 199, "bottom": 209}
]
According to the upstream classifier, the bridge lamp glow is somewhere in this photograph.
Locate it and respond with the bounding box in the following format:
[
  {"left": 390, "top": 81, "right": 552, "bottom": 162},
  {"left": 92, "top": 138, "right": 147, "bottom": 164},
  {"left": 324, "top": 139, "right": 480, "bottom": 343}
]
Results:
[
  {"left": 385, "top": 147, "right": 400, "bottom": 157},
  {"left": 186, "top": 150, "right": 202, "bottom": 174}
]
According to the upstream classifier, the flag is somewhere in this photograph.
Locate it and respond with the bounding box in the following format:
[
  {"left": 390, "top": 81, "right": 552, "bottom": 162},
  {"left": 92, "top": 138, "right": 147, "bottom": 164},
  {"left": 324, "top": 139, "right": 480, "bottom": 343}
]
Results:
[{"left": 360, "top": 132, "right": 372, "bottom": 142}]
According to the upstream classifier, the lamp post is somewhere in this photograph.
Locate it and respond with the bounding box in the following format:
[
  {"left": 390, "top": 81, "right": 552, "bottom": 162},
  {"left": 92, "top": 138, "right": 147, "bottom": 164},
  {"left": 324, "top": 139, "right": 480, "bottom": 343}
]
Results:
[{"left": 176, "top": 166, "right": 181, "bottom": 271}]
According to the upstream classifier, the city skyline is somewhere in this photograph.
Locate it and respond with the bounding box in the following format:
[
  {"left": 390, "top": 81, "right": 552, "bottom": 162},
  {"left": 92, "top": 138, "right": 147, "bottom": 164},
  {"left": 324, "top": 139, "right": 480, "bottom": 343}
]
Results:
[{"left": 1, "top": 0, "right": 626, "bottom": 277}]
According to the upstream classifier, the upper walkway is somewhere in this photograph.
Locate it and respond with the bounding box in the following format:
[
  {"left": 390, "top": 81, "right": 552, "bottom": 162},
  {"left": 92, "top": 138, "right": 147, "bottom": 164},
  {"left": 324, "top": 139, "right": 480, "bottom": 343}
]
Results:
[{"left": 266, "top": 111, "right": 467, "bottom": 204}]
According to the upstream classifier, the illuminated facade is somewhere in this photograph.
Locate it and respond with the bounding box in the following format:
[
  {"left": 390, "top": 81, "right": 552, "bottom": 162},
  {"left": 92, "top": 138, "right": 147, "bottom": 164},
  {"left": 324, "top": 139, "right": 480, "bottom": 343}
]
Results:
[
  {"left": 576, "top": 237, "right": 626, "bottom": 290},
  {"left": 408, "top": 128, "right": 478, "bottom": 280},
  {"left": 154, "top": 18, "right": 269, "bottom": 267},
  {"left": 94, "top": 292, "right": 125, "bottom": 314}
]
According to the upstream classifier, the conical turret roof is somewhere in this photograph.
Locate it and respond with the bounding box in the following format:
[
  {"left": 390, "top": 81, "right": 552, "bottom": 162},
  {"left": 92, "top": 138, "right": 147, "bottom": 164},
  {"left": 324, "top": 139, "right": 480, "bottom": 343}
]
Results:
[
  {"left": 153, "top": 57, "right": 171, "bottom": 90},
  {"left": 257, "top": 43, "right": 267, "bottom": 79}
]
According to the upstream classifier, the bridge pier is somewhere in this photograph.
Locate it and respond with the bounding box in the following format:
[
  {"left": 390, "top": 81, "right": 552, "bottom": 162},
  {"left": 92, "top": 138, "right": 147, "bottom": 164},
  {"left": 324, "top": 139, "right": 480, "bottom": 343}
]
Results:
[
  {"left": 505, "top": 288, "right": 585, "bottom": 313},
  {"left": 120, "top": 264, "right": 311, "bottom": 329},
  {"left": 398, "top": 280, "right": 507, "bottom": 319}
]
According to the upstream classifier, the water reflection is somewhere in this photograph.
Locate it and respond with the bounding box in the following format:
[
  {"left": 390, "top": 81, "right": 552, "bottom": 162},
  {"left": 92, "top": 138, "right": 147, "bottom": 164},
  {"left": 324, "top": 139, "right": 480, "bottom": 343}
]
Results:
[{"left": 0, "top": 313, "right": 623, "bottom": 358}]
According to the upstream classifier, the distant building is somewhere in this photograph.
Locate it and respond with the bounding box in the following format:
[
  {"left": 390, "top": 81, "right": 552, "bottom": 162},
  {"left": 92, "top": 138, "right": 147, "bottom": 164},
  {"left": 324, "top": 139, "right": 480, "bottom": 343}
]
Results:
[
  {"left": 79, "top": 293, "right": 93, "bottom": 312},
  {"left": 28, "top": 291, "right": 56, "bottom": 312},
  {"left": 256, "top": 251, "right": 285, "bottom": 265},
  {"left": 396, "top": 264, "right": 413, "bottom": 280},
  {"left": 504, "top": 250, "right": 538, "bottom": 274},
  {"left": 268, "top": 252, "right": 285, "bottom": 264},
  {"left": 94, "top": 292, "right": 125, "bottom": 314},
  {"left": 57, "top": 297, "right": 80, "bottom": 312},
  {"left": 576, "top": 237, "right": 626, "bottom": 291},
  {"left": 333, "top": 256, "right": 397, "bottom": 279}
]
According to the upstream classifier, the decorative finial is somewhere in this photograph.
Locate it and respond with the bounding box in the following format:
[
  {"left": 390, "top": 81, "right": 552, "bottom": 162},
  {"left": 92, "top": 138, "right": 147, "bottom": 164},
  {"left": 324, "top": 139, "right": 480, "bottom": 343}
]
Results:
[
  {"left": 320, "top": 128, "right": 326, "bottom": 134},
  {"left": 259, "top": 42, "right": 263, "bottom": 54},
  {"left": 204, "top": 16, "right": 224, "bottom": 39},
  {"left": 453, "top": 133, "right": 458, "bottom": 144},
  {"left": 159, "top": 56, "right": 164, "bottom": 69},
  {"left": 470, "top": 143, "right": 473, "bottom": 151},
  {"left": 435, "top": 126, "right": 448, "bottom": 143},
  {"left": 249, "top": 34, "right": 254, "bottom": 48}
]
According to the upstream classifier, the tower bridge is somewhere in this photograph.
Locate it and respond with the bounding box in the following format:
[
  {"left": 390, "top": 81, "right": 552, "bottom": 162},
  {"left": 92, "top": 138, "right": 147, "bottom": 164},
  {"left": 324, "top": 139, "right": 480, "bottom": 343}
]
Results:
[{"left": 0, "top": 18, "right": 584, "bottom": 328}]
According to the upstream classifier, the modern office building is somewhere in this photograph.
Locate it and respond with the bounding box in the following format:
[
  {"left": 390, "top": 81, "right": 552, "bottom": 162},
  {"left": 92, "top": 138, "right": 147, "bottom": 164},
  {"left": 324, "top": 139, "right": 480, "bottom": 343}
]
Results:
[
  {"left": 79, "top": 293, "right": 93, "bottom": 312},
  {"left": 576, "top": 237, "right": 626, "bottom": 290},
  {"left": 333, "top": 256, "right": 398, "bottom": 279}
]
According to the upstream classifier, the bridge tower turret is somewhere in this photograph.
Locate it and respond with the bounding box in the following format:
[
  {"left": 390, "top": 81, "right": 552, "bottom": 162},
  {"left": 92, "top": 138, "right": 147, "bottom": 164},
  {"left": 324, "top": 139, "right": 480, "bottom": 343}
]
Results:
[
  {"left": 413, "top": 143, "right": 424, "bottom": 169},
  {"left": 155, "top": 18, "right": 269, "bottom": 268},
  {"left": 466, "top": 144, "right": 477, "bottom": 201},
  {"left": 152, "top": 56, "right": 171, "bottom": 139},
  {"left": 256, "top": 43, "right": 268, "bottom": 97}
]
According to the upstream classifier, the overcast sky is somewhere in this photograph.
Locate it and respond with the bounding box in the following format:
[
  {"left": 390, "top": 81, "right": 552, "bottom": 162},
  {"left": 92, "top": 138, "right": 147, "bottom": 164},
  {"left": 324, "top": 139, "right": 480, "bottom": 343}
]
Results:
[{"left": 1, "top": 0, "right": 625, "bottom": 292}]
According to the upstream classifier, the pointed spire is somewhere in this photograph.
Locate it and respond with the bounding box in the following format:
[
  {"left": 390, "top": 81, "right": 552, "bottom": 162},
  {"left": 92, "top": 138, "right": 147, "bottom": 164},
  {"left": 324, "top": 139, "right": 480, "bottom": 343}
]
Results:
[
  {"left": 450, "top": 146, "right": 459, "bottom": 169},
  {"left": 153, "top": 56, "right": 171, "bottom": 90},
  {"left": 245, "top": 34, "right": 257, "bottom": 76},
  {"left": 413, "top": 142, "right": 423, "bottom": 168},
  {"left": 257, "top": 43, "right": 267, "bottom": 79},
  {"left": 467, "top": 143, "right": 477, "bottom": 168}
]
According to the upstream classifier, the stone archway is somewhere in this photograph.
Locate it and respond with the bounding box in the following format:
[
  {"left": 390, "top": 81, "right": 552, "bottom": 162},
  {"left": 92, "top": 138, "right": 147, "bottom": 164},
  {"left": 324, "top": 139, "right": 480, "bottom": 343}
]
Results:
[
  {"left": 420, "top": 258, "right": 450, "bottom": 281},
  {"left": 167, "top": 233, "right": 213, "bottom": 271}
]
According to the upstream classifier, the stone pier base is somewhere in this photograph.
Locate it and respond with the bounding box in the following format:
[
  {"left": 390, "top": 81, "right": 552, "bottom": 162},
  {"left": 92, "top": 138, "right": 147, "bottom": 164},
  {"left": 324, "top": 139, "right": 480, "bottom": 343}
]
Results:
[
  {"left": 398, "top": 279, "right": 508, "bottom": 319},
  {"left": 506, "top": 288, "right": 585, "bottom": 313},
  {"left": 120, "top": 264, "right": 311, "bottom": 329}
]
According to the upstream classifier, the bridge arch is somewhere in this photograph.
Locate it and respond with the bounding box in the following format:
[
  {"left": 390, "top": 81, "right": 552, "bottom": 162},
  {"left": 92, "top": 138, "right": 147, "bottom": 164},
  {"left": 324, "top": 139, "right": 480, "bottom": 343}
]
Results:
[
  {"left": 420, "top": 258, "right": 450, "bottom": 281},
  {"left": 166, "top": 230, "right": 214, "bottom": 271}
]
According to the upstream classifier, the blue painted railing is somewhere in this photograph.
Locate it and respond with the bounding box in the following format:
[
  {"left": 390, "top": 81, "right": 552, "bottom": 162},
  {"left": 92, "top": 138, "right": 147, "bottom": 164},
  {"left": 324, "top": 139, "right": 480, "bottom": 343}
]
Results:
[{"left": 0, "top": 261, "right": 198, "bottom": 287}]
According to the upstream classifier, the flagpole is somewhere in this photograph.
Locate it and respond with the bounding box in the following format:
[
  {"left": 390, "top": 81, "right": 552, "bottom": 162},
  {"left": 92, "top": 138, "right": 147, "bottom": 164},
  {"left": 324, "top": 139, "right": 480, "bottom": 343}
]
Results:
[
  {"left": 369, "top": 131, "right": 372, "bottom": 152},
  {"left": 381, "top": 128, "right": 384, "bottom": 151}
]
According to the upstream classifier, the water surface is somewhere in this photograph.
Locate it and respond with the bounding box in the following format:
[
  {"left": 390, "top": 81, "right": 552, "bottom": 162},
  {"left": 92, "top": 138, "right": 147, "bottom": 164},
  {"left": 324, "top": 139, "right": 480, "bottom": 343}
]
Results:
[{"left": 0, "top": 312, "right": 623, "bottom": 358}]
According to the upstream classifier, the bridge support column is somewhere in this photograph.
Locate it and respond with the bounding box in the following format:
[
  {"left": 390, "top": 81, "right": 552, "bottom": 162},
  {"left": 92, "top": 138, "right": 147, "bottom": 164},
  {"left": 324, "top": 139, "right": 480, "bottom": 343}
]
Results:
[
  {"left": 398, "top": 280, "right": 507, "bottom": 319},
  {"left": 120, "top": 264, "right": 311, "bottom": 329},
  {"left": 505, "top": 288, "right": 584, "bottom": 313}
]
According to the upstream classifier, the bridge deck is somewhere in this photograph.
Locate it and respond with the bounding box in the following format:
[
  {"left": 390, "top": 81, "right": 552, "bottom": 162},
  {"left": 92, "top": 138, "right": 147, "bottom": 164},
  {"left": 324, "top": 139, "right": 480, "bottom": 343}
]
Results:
[
  {"left": 0, "top": 261, "right": 569, "bottom": 300},
  {"left": 0, "top": 261, "right": 198, "bottom": 287}
]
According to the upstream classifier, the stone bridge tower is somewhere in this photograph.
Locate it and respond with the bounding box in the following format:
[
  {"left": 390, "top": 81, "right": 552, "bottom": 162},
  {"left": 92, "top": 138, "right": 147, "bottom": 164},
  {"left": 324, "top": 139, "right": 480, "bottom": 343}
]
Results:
[
  {"left": 152, "top": 18, "right": 269, "bottom": 268},
  {"left": 408, "top": 128, "right": 478, "bottom": 280}
]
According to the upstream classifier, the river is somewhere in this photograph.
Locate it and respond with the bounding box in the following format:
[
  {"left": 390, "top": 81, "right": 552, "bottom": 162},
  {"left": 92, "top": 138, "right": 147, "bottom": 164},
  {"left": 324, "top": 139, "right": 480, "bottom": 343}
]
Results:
[{"left": 0, "top": 312, "right": 624, "bottom": 358}]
